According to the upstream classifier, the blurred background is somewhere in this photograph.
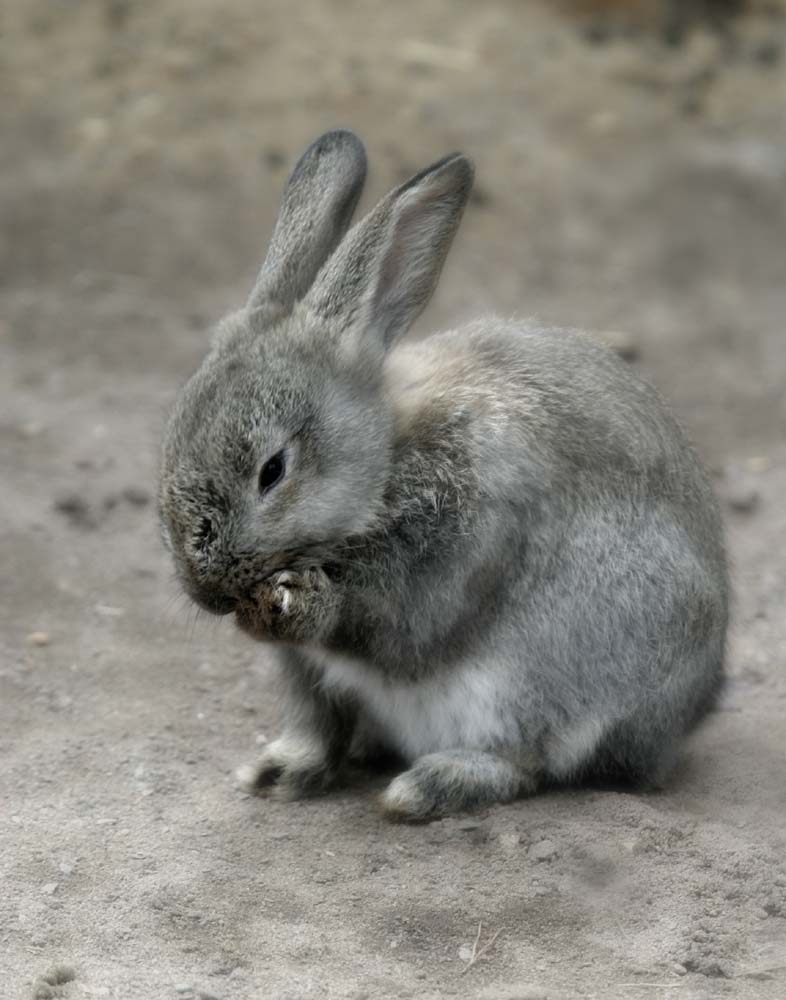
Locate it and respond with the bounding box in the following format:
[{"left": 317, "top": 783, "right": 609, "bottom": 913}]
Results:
[
  {"left": 4, "top": 0, "right": 786, "bottom": 458},
  {"left": 3, "top": 2, "right": 786, "bottom": 998}
]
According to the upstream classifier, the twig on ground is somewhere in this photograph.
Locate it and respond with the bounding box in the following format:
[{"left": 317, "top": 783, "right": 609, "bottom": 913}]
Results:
[
  {"left": 733, "top": 963, "right": 786, "bottom": 979},
  {"left": 459, "top": 921, "right": 504, "bottom": 976}
]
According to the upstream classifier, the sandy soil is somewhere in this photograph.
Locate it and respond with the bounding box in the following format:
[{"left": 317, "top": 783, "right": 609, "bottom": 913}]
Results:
[{"left": 2, "top": 2, "right": 785, "bottom": 998}]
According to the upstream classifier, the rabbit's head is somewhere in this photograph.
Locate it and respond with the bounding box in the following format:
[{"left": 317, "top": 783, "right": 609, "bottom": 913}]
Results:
[{"left": 159, "top": 130, "right": 473, "bottom": 614}]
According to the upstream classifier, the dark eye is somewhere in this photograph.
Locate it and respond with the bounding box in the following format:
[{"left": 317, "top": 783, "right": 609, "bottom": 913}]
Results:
[{"left": 258, "top": 450, "right": 286, "bottom": 495}]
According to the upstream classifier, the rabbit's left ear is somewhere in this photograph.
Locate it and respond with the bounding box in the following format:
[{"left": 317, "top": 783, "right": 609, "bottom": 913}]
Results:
[
  {"left": 303, "top": 151, "right": 473, "bottom": 351},
  {"left": 248, "top": 130, "right": 367, "bottom": 312}
]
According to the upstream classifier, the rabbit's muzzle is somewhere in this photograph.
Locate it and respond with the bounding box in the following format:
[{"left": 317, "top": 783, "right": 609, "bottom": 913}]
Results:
[{"left": 183, "top": 579, "right": 238, "bottom": 616}]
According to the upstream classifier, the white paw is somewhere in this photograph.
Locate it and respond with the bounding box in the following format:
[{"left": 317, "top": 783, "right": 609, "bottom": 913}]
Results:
[
  {"left": 270, "top": 572, "right": 296, "bottom": 613},
  {"left": 236, "top": 735, "right": 328, "bottom": 797},
  {"left": 235, "top": 762, "right": 262, "bottom": 791},
  {"left": 380, "top": 771, "right": 430, "bottom": 821}
]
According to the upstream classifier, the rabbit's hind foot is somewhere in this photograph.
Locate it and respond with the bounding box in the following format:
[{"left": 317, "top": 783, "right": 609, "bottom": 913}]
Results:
[{"left": 379, "top": 749, "right": 539, "bottom": 822}]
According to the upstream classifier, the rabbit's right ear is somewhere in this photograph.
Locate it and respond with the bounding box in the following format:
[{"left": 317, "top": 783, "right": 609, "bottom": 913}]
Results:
[
  {"left": 302, "top": 151, "right": 473, "bottom": 353},
  {"left": 248, "top": 130, "right": 367, "bottom": 313}
]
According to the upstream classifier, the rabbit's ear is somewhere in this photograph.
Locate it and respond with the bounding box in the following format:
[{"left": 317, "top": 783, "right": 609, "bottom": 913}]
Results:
[
  {"left": 248, "top": 130, "right": 367, "bottom": 312},
  {"left": 304, "top": 152, "right": 473, "bottom": 350}
]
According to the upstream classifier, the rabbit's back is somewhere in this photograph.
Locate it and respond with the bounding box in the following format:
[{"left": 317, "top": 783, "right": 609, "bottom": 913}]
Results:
[{"left": 388, "top": 319, "right": 723, "bottom": 561}]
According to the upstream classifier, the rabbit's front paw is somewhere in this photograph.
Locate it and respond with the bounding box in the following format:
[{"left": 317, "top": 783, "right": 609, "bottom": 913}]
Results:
[
  {"left": 240, "top": 567, "right": 339, "bottom": 642},
  {"left": 236, "top": 735, "right": 335, "bottom": 800}
]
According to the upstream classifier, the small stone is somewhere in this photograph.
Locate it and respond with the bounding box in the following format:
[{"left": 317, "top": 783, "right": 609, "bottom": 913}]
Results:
[
  {"left": 456, "top": 818, "right": 482, "bottom": 832},
  {"left": 27, "top": 631, "right": 51, "bottom": 646},
  {"left": 41, "top": 967, "right": 76, "bottom": 986},
  {"left": 42, "top": 882, "right": 60, "bottom": 895},
  {"left": 528, "top": 839, "right": 558, "bottom": 862},
  {"left": 671, "top": 962, "right": 687, "bottom": 976},
  {"left": 684, "top": 957, "right": 731, "bottom": 978},
  {"left": 174, "top": 986, "right": 193, "bottom": 995},
  {"left": 499, "top": 832, "right": 521, "bottom": 851},
  {"left": 95, "top": 604, "right": 126, "bottom": 617}
]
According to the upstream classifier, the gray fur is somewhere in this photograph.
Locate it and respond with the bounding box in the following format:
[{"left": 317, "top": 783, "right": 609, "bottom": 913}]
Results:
[
  {"left": 159, "top": 131, "right": 728, "bottom": 821},
  {"left": 248, "top": 129, "right": 367, "bottom": 312}
]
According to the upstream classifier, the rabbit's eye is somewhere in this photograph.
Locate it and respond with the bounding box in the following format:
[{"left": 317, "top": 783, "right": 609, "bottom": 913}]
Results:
[{"left": 258, "top": 450, "right": 286, "bottom": 495}]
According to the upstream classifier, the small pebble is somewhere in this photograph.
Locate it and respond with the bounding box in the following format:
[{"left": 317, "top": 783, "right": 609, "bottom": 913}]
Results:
[
  {"left": 27, "top": 631, "right": 51, "bottom": 647},
  {"left": 529, "top": 839, "right": 558, "bottom": 862},
  {"left": 41, "top": 966, "right": 76, "bottom": 986}
]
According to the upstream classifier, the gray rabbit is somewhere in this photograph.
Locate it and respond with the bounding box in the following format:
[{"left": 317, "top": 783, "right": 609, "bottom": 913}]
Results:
[{"left": 159, "top": 130, "right": 728, "bottom": 821}]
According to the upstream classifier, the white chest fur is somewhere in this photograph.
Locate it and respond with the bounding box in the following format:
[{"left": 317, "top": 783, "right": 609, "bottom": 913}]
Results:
[{"left": 309, "top": 649, "right": 512, "bottom": 761}]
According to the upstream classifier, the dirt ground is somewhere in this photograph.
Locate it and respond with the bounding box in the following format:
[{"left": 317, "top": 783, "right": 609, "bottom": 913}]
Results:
[{"left": 2, "top": 2, "right": 786, "bottom": 998}]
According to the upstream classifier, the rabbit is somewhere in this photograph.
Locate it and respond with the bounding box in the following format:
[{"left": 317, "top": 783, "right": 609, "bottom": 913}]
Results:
[{"left": 158, "top": 129, "right": 728, "bottom": 821}]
